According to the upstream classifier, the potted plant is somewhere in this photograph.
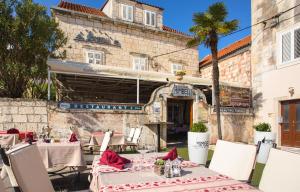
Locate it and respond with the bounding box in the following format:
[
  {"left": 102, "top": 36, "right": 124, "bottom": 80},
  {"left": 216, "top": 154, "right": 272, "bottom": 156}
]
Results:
[
  {"left": 253, "top": 123, "right": 276, "bottom": 145},
  {"left": 253, "top": 122, "right": 276, "bottom": 164},
  {"left": 188, "top": 122, "right": 210, "bottom": 164},
  {"left": 154, "top": 159, "right": 165, "bottom": 175},
  {"left": 175, "top": 70, "right": 186, "bottom": 81}
]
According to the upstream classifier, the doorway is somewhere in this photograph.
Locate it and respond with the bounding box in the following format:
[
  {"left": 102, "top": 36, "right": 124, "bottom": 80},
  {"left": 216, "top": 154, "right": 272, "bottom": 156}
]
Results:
[
  {"left": 281, "top": 100, "right": 300, "bottom": 147},
  {"left": 167, "top": 99, "right": 193, "bottom": 146}
]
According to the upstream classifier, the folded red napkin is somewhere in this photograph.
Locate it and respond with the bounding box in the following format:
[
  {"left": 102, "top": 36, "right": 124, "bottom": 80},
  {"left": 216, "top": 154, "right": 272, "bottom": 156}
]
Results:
[
  {"left": 69, "top": 133, "right": 78, "bottom": 142},
  {"left": 162, "top": 147, "right": 178, "bottom": 161},
  {"left": 99, "top": 149, "right": 131, "bottom": 170},
  {"left": 7, "top": 128, "right": 20, "bottom": 134},
  {"left": 25, "top": 132, "right": 37, "bottom": 143}
]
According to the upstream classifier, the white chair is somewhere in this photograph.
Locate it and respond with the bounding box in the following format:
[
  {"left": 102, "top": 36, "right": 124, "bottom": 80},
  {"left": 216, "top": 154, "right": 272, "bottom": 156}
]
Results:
[
  {"left": 7, "top": 144, "right": 55, "bottom": 192},
  {"left": 0, "top": 177, "right": 6, "bottom": 192},
  {"left": 209, "top": 140, "right": 257, "bottom": 181},
  {"left": 259, "top": 148, "right": 300, "bottom": 192},
  {"left": 99, "top": 131, "right": 112, "bottom": 155},
  {"left": 123, "top": 128, "right": 142, "bottom": 150},
  {"left": 126, "top": 128, "right": 136, "bottom": 142}
]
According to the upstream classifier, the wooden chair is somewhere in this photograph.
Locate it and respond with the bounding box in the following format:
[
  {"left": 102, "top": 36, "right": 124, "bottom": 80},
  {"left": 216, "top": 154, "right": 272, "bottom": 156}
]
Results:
[
  {"left": 209, "top": 140, "right": 257, "bottom": 181},
  {"left": 259, "top": 148, "right": 300, "bottom": 192},
  {"left": 6, "top": 144, "right": 55, "bottom": 192}
]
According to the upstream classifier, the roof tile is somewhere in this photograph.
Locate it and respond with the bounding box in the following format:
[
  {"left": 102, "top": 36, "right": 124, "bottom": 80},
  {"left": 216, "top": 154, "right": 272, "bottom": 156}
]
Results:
[
  {"left": 57, "top": 1, "right": 107, "bottom": 17},
  {"left": 57, "top": 1, "right": 187, "bottom": 37},
  {"left": 199, "top": 35, "right": 251, "bottom": 66}
]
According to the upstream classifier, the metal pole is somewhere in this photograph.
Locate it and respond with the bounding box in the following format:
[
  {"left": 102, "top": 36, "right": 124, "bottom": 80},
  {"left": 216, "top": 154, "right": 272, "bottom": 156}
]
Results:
[
  {"left": 48, "top": 68, "right": 51, "bottom": 101},
  {"left": 137, "top": 78, "right": 140, "bottom": 104}
]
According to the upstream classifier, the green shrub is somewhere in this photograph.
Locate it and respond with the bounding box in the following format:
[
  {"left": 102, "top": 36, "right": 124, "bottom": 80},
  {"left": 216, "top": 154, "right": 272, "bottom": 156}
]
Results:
[
  {"left": 254, "top": 123, "right": 271, "bottom": 132},
  {"left": 191, "top": 122, "right": 208, "bottom": 132}
]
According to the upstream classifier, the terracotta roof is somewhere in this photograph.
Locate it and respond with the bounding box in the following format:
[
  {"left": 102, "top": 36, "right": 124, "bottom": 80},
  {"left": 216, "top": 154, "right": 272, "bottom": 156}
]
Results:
[
  {"left": 100, "top": 0, "right": 164, "bottom": 11},
  {"left": 56, "top": 1, "right": 188, "bottom": 37},
  {"left": 162, "top": 25, "right": 190, "bottom": 37},
  {"left": 57, "top": 1, "right": 107, "bottom": 17},
  {"left": 199, "top": 35, "right": 251, "bottom": 67}
]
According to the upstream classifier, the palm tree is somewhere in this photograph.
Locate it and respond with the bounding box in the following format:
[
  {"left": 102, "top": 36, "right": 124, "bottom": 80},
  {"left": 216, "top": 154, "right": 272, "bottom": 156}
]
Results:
[{"left": 187, "top": 2, "right": 238, "bottom": 139}]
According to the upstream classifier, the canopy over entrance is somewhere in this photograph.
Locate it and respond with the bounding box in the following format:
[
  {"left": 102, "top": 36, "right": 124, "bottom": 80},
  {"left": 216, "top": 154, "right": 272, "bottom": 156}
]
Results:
[{"left": 47, "top": 59, "right": 246, "bottom": 104}]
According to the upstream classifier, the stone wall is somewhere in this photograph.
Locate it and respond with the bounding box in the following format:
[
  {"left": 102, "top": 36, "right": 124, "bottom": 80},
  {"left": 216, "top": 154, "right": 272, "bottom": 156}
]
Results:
[
  {"left": 251, "top": 0, "right": 300, "bottom": 145},
  {"left": 200, "top": 48, "right": 251, "bottom": 87},
  {"left": 208, "top": 110, "right": 254, "bottom": 144},
  {"left": 0, "top": 98, "right": 48, "bottom": 132},
  {"left": 53, "top": 10, "right": 199, "bottom": 76}
]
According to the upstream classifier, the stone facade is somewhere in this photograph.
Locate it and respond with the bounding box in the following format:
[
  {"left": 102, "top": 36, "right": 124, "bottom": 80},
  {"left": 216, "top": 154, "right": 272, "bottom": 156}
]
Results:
[
  {"left": 251, "top": 0, "right": 300, "bottom": 145},
  {"left": 53, "top": 4, "right": 199, "bottom": 76},
  {"left": 200, "top": 47, "right": 251, "bottom": 87},
  {"left": 0, "top": 98, "right": 48, "bottom": 131}
]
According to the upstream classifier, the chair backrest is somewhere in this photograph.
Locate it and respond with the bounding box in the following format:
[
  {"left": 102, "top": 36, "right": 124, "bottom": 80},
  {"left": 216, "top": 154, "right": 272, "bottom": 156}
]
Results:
[
  {"left": 209, "top": 140, "right": 256, "bottom": 181},
  {"left": 131, "top": 128, "right": 142, "bottom": 144},
  {"left": 0, "top": 177, "right": 6, "bottom": 192},
  {"left": 126, "top": 128, "right": 136, "bottom": 142},
  {"left": 259, "top": 148, "right": 300, "bottom": 192},
  {"left": 100, "top": 131, "right": 112, "bottom": 155},
  {"left": 7, "top": 144, "right": 55, "bottom": 192}
]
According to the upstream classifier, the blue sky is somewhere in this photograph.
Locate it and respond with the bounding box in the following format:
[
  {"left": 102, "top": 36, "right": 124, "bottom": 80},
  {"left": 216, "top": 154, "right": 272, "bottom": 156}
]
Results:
[{"left": 34, "top": 0, "right": 251, "bottom": 59}]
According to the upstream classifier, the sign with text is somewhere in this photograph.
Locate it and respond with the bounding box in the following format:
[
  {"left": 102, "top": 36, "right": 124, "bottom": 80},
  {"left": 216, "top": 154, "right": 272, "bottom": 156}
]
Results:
[
  {"left": 213, "top": 107, "right": 251, "bottom": 113},
  {"left": 58, "top": 102, "right": 142, "bottom": 111},
  {"left": 219, "top": 86, "right": 251, "bottom": 107},
  {"left": 74, "top": 31, "right": 121, "bottom": 47},
  {"left": 172, "top": 85, "right": 193, "bottom": 97}
]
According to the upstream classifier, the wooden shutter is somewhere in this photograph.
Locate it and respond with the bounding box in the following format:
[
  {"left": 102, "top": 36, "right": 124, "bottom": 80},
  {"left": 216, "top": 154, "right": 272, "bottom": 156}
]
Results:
[
  {"left": 294, "top": 29, "right": 300, "bottom": 59},
  {"left": 282, "top": 32, "right": 291, "bottom": 63}
]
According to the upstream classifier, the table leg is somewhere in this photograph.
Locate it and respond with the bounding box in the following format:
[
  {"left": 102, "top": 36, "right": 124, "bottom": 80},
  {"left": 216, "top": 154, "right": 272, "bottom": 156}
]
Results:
[{"left": 157, "top": 124, "right": 161, "bottom": 152}]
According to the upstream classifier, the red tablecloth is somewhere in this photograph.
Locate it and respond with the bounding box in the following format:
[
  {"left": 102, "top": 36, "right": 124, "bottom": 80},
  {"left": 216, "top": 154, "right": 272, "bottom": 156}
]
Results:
[{"left": 0, "top": 131, "right": 34, "bottom": 140}]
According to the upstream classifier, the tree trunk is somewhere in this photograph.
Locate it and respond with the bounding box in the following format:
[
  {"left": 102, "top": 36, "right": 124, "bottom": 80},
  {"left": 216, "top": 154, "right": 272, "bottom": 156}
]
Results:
[{"left": 210, "top": 37, "right": 222, "bottom": 140}]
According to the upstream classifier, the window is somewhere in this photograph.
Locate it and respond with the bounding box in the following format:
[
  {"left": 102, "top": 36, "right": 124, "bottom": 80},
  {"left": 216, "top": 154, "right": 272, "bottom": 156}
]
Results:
[
  {"left": 171, "top": 64, "right": 183, "bottom": 74},
  {"left": 121, "top": 4, "right": 133, "bottom": 22},
  {"left": 144, "top": 10, "right": 156, "bottom": 27},
  {"left": 86, "top": 51, "right": 104, "bottom": 65},
  {"left": 133, "top": 57, "right": 147, "bottom": 71},
  {"left": 279, "top": 26, "right": 300, "bottom": 65}
]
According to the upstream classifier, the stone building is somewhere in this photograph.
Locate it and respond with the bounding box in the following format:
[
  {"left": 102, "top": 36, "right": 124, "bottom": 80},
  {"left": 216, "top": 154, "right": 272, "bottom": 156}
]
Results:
[
  {"left": 0, "top": 0, "right": 254, "bottom": 148},
  {"left": 252, "top": 0, "right": 300, "bottom": 147},
  {"left": 199, "top": 36, "right": 251, "bottom": 87}
]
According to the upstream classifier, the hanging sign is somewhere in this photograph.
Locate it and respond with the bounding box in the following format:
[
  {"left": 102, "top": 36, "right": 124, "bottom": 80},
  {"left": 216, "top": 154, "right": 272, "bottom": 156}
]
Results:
[
  {"left": 172, "top": 85, "right": 193, "bottom": 97},
  {"left": 58, "top": 102, "right": 142, "bottom": 111}
]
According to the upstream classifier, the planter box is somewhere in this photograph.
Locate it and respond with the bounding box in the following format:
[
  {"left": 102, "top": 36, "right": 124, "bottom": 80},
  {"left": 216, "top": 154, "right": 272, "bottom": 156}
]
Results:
[
  {"left": 153, "top": 165, "right": 164, "bottom": 176},
  {"left": 254, "top": 131, "right": 276, "bottom": 145},
  {"left": 188, "top": 132, "right": 209, "bottom": 164}
]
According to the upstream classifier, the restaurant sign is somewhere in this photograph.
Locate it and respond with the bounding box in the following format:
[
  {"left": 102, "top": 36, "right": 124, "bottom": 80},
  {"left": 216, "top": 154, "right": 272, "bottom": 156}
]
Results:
[
  {"left": 172, "top": 85, "right": 193, "bottom": 97},
  {"left": 213, "top": 107, "right": 250, "bottom": 113},
  {"left": 58, "top": 102, "right": 142, "bottom": 111},
  {"left": 219, "top": 86, "right": 251, "bottom": 107}
]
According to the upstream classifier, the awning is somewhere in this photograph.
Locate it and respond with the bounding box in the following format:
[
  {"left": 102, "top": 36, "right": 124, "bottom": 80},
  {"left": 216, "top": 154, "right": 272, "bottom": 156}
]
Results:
[{"left": 47, "top": 59, "right": 248, "bottom": 88}]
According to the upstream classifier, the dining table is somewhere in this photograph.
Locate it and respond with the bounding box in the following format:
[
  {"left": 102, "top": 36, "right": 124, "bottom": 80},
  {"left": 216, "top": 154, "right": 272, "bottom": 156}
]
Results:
[
  {"left": 89, "top": 153, "right": 260, "bottom": 192},
  {"left": 0, "top": 131, "right": 34, "bottom": 148},
  {"left": 36, "top": 141, "right": 86, "bottom": 169}
]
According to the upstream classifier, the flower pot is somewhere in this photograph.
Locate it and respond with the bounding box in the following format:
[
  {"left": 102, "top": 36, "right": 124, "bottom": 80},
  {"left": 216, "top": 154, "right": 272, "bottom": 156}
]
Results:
[
  {"left": 153, "top": 164, "right": 164, "bottom": 175},
  {"left": 254, "top": 131, "right": 276, "bottom": 145},
  {"left": 176, "top": 75, "right": 183, "bottom": 81},
  {"left": 188, "top": 132, "right": 209, "bottom": 164},
  {"left": 254, "top": 131, "right": 276, "bottom": 164}
]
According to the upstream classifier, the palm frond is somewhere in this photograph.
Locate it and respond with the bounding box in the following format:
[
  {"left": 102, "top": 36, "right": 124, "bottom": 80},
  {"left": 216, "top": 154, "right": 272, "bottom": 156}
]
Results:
[
  {"left": 217, "top": 20, "right": 239, "bottom": 35},
  {"left": 186, "top": 37, "right": 201, "bottom": 48},
  {"left": 208, "top": 2, "right": 227, "bottom": 22}
]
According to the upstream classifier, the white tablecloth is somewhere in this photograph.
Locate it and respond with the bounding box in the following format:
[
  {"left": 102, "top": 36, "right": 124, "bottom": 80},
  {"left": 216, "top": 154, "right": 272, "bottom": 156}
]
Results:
[
  {"left": 90, "top": 153, "right": 260, "bottom": 192},
  {"left": 0, "top": 134, "right": 19, "bottom": 148},
  {"left": 37, "top": 141, "right": 86, "bottom": 169}
]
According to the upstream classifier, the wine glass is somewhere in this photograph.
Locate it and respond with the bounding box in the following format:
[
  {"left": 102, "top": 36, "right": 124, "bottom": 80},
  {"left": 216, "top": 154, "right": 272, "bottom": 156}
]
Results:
[{"left": 137, "top": 145, "right": 149, "bottom": 171}]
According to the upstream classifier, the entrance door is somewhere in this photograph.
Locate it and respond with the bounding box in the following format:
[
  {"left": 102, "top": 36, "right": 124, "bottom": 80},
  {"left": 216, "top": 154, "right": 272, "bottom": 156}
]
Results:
[
  {"left": 167, "top": 99, "right": 193, "bottom": 145},
  {"left": 281, "top": 100, "right": 300, "bottom": 147}
]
